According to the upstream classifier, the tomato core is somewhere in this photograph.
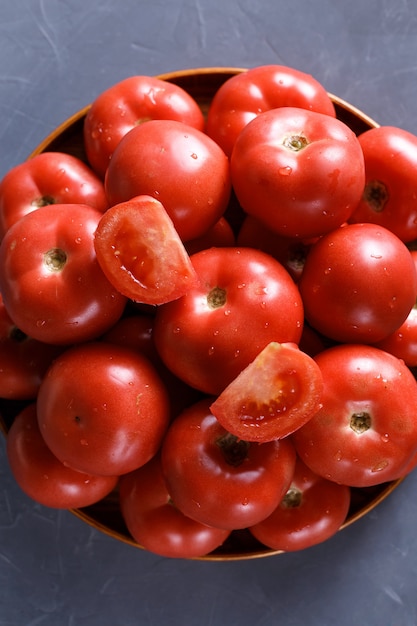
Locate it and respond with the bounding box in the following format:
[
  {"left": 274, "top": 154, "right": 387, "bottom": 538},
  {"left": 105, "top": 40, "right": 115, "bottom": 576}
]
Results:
[
  {"left": 350, "top": 411, "right": 371, "bottom": 434},
  {"left": 282, "top": 134, "right": 309, "bottom": 152},
  {"left": 216, "top": 432, "right": 250, "bottom": 466},
  {"left": 43, "top": 248, "right": 67, "bottom": 272},
  {"left": 363, "top": 180, "right": 389, "bottom": 213},
  {"left": 207, "top": 286, "right": 227, "bottom": 309}
]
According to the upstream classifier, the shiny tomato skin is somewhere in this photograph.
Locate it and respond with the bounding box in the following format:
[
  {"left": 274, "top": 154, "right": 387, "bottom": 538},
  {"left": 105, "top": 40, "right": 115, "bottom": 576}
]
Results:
[
  {"left": 160, "top": 398, "right": 297, "bottom": 530},
  {"left": 0, "top": 152, "right": 108, "bottom": 240},
  {"left": 0, "top": 203, "right": 127, "bottom": 345},
  {"left": 104, "top": 119, "right": 231, "bottom": 242},
  {"left": 299, "top": 223, "right": 417, "bottom": 344},
  {"left": 153, "top": 247, "right": 304, "bottom": 395},
  {"left": 292, "top": 344, "right": 417, "bottom": 487},
  {"left": 7, "top": 403, "right": 118, "bottom": 509},
  {"left": 206, "top": 65, "right": 336, "bottom": 157},
  {"left": 119, "top": 453, "right": 230, "bottom": 559},
  {"left": 84, "top": 75, "right": 205, "bottom": 178},
  {"left": 230, "top": 107, "right": 365, "bottom": 239},
  {"left": 349, "top": 126, "right": 417, "bottom": 242},
  {"left": 249, "top": 457, "right": 351, "bottom": 552},
  {"left": 36, "top": 341, "right": 170, "bottom": 476},
  {"left": 184, "top": 216, "right": 236, "bottom": 256}
]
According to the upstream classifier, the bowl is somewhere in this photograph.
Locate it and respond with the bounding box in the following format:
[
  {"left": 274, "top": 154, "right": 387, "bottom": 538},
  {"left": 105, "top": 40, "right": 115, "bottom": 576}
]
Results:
[{"left": 0, "top": 67, "right": 403, "bottom": 560}]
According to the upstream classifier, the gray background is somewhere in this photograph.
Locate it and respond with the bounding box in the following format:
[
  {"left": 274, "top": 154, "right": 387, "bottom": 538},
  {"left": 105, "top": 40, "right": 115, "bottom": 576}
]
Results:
[{"left": 1, "top": 1, "right": 417, "bottom": 624}]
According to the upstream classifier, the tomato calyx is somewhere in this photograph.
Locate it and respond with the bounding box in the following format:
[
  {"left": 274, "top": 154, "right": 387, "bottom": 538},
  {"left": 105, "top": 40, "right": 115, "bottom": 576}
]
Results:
[
  {"left": 282, "top": 134, "right": 309, "bottom": 152},
  {"left": 282, "top": 486, "right": 302, "bottom": 508},
  {"left": 216, "top": 432, "right": 250, "bottom": 467},
  {"left": 207, "top": 286, "right": 227, "bottom": 309},
  {"left": 43, "top": 247, "right": 67, "bottom": 272},
  {"left": 350, "top": 411, "right": 371, "bottom": 434},
  {"left": 31, "top": 195, "right": 55, "bottom": 208},
  {"left": 363, "top": 180, "right": 389, "bottom": 213}
]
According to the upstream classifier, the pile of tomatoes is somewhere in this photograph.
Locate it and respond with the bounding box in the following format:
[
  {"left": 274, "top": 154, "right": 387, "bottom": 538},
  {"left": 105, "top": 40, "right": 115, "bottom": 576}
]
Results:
[{"left": 2, "top": 65, "right": 417, "bottom": 559}]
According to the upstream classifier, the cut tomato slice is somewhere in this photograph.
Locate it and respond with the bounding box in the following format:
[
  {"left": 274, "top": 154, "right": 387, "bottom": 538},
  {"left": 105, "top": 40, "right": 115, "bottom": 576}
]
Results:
[
  {"left": 94, "top": 195, "right": 198, "bottom": 305},
  {"left": 210, "top": 342, "right": 323, "bottom": 442}
]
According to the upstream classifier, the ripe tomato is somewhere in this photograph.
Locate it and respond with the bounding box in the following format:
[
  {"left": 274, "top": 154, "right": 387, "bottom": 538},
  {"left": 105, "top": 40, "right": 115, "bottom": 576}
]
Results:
[
  {"left": 0, "top": 293, "right": 63, "bottom": 400},
  {"left": 160, "top": 398, "right": 297, "bottom": 530},
  {"left": 249, "top": 457, "right": 351, "bottom": 552},
  {"left": 94, "top": 195, "right": 197, "bottom": 305},
  {"left": 104, "top": 119, "right": 231, "bottom": 242},
  {"left": 184, "top": 216, "right": 236, "bottom": 256},
  {"left": 210, "top": 342, "right": 324, "bottom": 442},
  {"left": 7, "top": 403, "right": 118, "bottom": 509},
  {"left": 230, "top": 107, "right": 365, "bottom": 239},
  {"left": 84, "top": 75, "right": 205, "bottom": 178},
  {"left": 119, "top": 453, "right": 230, "bottom": 558},
  {"left": 299, "top": 223, "right": 417, "bottom": 344},
  {"left": 36, "top": 342, "right": 170, "bottom": 476},
  {"left": 0, "top": 203, "right": 127, "bottom": 345},
  {"left": 153, "top": 247, "right": 304, "bottom": 395},
  {"left": 292, "top": 344, "right": 417, "bottom": 487},
  {"left": 0, "top": 152, "right": 108, "bottom": 240},
  {"left": 206, "top": 65, "right": 336, "bottom": 157},
  {"left": 349, "top": 126, "right": 417, "bottom": 242}
]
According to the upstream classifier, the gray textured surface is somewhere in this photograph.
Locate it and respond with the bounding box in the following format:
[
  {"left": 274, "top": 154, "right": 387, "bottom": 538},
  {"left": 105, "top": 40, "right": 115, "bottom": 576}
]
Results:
[{"left": 2, "top": 1, "right": 417, "bottom": 624}]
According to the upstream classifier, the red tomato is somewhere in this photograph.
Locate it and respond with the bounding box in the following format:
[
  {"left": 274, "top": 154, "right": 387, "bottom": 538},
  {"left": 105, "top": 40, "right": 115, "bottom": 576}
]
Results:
[
  {"left": 0, "top": 152, "right": 108, "bottom": 240},
  {"left": 7, "top": 403, "right": 118, "bottom": 509},
  {"left": 84, "top": 75, "right": 205, "bottom": 178},
  {"left": 184, "top": 216, "right": 236, "bottom": 256},
  {"left": 0, "top": 293, "right": 63, "bottom": 400},
  {"left": 153, "top": 247, "right": 304, "bottom": 395},
  {"left": 160, "top": 398, "right": 297, "bottom": 530},
  {"left": 104, "top": 119, "right": 231, "bottom": 242},
  {"left": 230, "top": 107, "right": 365, "bottom": 239},
  {"left": 210, "top": 342, "right": 323, "bottom": 442},
  {"left": 349, "top": 126, "right": 417, "bottom": 242},
  {"left": 206, "top": 65, "right": 336, "bottom": 157},
  {"left": 292, "top": 344, "right": 417, "bottom": 487},
  {"left": 299, "top": 223, "right": 417, "bottom": 344},
  {"left": 0, "top": 203, "right": 127, "bottom": 345},
  {"left": 249, "top": 457, "right": 351, "bottom": 551},
  {"left": 119, "top": 453, "right": 230, "bottom": 558},
  {"left": 36, "top": 342, "right": 170, "bottom": 476},
  {"left": 94, "top": 195, "right": 197, "bottom": 305}
]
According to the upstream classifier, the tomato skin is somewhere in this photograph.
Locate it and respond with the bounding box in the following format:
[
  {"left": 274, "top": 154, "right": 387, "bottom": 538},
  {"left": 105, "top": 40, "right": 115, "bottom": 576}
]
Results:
[
  {"left": 210, "top": 342, "right": 324, "bottom": 442},
  {"left": 184, "top": 216, "right": 236, "bottom": 256},
  {"left": 0, "top": 203, "right": 127, "bottom": 345},
  {"left": 119, "top": 453, "right": 230, "bottom": 558},
  {"left": 104, "top": 119, "right": 231, "bottom": 242},
  {"left": 7, "top": 403, "right": 118, "bottom": 509},
  {"left": 299, "top": 223, "right": 417, "bottom": 344},
  {"left": 249, "top": 457, "right": 351, "bottom": 552},
  {"left": 206, "top": 65, "right": 336, "bottom": 157},
  {"left": 230, "top": 107, "right": 365, "bottom": 239},
  {"left": 349, "top": 126, "right": 417, "bottom": 243},
  {"left": 160, "top": 398, "right": 297, "bottom": 530},
  {"left": 292, "top": 344, "right": 417, "bottom": 487},
  {"left": 153, "top": 247, "right": 304, "bottom": 395},
  {"left": 36, "top": 342, "right": 170, "bottom": 476},
  {"left": 0, "top": 152, "right": 108, "bottom": 241},
  {"left": 94, "top": 195, "right": 198, "bottom": 305},
  {"left": 84, "top": 75, "right": 205, "bottom": 178}
]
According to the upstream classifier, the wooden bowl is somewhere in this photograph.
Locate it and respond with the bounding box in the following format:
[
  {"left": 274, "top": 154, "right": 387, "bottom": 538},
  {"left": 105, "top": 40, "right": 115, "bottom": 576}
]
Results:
[{"left": 0, "top": 67, "right": 403, "bottom": 560}]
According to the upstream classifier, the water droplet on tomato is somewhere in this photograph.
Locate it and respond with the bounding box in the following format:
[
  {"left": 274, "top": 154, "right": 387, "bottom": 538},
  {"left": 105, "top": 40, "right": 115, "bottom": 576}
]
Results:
[
  {"left": 371, "top": 460, "right": 389, "bottom": 472},
  {"left": 208, "top": 346, "right": 215, "bottom": 355},
  {"left": 279, "top": 166, "right": 292, "bottom": 176}
]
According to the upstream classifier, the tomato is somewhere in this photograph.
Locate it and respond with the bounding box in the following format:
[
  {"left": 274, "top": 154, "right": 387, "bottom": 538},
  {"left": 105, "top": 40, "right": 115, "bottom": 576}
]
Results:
[
  {"left": 299, "top": 223, "right": 417, "bottom": 344},
  {"left": 104, "top": 119, "right": 231, "bottom": 242},
  {"left": 84, "top": 75, "right": 205, "bottom": 178},
  {"left": 94, "top": 195, "right": 197, "bottom": 305},
  {"left": 36, "top": 341, "right": 170, "bottom": 476},
  {"left": 0, "top": 294, "right": 62, "bottom": 400},
  {"left": 0, "top": 152, "right": 108, "bottom": 241},
  {"left": 119, "top": 453, "right": 230, "bottom": 558},
  {"left": 7, "top": 403, "right": 118, "bottom": 509},
  {"left": 349, "top": 126, "right": 417, "bottom": 243},
  {"left": 210, "top": 342, "right": 323, "bottom": 442},
  {"left": 249, "top": 457, "right": 351, "bottom": 551},
  {"left": 184, "top": 216, "right": 236, "bottom": 256},
  {"left": 206, "top": 65, "right": 336, "bottom": 157},
  {"left": 292, "top": 344, "right": 417, "bottom": 487},
  {"left": 153, "top": 247, "right": 304, "bottom": 395},
  {"left": 230, "top": 107, "right": 365, "bottom": 239},
  {"left": 0, "top": 203, "right": 127, "bottom": 345},
  {"left": 160, "top": 398, "right": 297, "bottom": 530}
]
